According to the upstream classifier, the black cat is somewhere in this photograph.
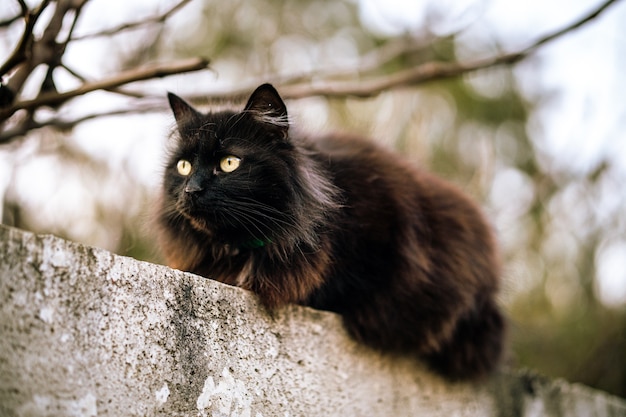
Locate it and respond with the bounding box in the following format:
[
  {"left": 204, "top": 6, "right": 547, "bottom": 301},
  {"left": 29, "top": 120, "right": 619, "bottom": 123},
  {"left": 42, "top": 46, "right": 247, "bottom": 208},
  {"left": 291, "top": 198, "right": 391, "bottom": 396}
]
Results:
[{"left": 155, "top": 84, "right": 505, "bottom": 380}]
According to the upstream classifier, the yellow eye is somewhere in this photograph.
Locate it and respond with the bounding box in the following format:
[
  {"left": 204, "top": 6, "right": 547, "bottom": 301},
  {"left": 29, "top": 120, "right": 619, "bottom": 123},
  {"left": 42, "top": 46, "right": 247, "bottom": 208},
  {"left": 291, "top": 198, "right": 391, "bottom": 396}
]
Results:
[
  {"left": 177, "top": 159, "right": 192, "bottom": 176},
  {"left": 219, "top": 156, "right": 241, "bottom": 173}
]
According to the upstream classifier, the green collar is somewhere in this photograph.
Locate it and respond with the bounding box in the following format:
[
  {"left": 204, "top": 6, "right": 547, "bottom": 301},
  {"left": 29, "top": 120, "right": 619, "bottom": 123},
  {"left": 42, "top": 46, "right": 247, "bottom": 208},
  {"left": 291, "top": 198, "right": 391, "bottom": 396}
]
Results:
[{"left": 240, "top": 238, "right": 271, "bottom": 250}]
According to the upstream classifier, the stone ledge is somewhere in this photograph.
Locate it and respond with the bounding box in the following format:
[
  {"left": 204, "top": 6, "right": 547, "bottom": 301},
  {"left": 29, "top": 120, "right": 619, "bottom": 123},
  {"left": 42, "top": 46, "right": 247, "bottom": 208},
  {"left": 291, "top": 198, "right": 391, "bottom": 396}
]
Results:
[{"left": 0, "top": 224, "right": 624, "bottom": 416}]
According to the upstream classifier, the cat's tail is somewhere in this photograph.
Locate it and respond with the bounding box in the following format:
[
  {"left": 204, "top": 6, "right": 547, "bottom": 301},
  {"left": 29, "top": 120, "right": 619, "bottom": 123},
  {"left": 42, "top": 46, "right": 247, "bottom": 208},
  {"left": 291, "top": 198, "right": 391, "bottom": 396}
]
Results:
[{"left": 423, "top": 296, "right": 506, "bottom": 380}]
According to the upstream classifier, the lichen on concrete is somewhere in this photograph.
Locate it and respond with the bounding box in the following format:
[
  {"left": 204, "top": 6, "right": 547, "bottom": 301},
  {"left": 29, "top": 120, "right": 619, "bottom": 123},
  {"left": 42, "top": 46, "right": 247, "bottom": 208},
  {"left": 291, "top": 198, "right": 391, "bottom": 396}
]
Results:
[{"left": 1, "top": 224, "right": 624, "bottom": 416}]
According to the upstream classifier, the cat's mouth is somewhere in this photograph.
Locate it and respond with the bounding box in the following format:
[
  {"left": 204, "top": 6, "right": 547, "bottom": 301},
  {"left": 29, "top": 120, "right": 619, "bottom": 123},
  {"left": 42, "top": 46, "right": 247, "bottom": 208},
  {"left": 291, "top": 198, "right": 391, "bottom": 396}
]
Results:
[{"left": 176, "top": 199, "right": 215, "bottom": 234}]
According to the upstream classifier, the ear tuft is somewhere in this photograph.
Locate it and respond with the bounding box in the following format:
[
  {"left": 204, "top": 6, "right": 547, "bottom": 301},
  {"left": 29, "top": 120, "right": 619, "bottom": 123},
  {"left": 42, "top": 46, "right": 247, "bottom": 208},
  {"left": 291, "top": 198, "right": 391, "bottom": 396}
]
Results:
[{"left": 244, "top": 84, "right": 289, "bottom": 134}]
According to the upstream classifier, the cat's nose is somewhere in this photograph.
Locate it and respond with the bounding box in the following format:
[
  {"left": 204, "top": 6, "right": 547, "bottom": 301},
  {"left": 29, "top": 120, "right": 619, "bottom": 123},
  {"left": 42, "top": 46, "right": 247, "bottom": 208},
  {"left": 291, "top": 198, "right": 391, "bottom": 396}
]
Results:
[
  {"left": 184, "top": 176, "right": 203, "bottom": 194},
  {"left": 184, "top": 183, "right": 203, "bottom": 194}
]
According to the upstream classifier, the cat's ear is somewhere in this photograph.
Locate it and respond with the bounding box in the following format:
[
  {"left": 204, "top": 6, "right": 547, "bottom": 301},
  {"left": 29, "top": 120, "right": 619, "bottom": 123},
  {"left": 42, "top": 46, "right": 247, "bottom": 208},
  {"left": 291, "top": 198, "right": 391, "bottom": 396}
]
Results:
[
  {"left": 244, "top": 84, "right": 289, "bottom": 136},
  {"left": 168, "top": 92, "right": 201, "bottom": 131}
]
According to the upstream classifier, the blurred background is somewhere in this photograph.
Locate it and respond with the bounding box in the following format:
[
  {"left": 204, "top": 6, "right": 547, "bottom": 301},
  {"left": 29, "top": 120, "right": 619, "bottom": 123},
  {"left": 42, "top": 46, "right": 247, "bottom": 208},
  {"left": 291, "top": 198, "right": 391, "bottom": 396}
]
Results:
[{"left": 1, "top": 0, "right": 625, "bottom": 396}]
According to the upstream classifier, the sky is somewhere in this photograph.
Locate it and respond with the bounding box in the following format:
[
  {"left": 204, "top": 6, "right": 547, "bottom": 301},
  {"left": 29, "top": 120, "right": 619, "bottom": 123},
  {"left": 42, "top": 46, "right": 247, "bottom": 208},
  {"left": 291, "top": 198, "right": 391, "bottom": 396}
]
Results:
[{"left": 1, "top": 0, "right": 625, "bottom": 304}]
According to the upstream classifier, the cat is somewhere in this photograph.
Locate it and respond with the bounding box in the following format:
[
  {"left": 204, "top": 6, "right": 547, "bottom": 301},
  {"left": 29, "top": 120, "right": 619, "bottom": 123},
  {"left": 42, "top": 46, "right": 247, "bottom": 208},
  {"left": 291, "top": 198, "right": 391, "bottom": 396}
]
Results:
[{"left": 155, "top": 83, "right": 505, "bottom": 380}]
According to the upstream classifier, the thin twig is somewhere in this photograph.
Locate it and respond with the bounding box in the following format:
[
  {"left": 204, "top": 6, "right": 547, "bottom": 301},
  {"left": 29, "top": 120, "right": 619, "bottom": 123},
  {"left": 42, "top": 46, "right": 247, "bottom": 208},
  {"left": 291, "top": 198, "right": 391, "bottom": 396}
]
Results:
[
  {"left": 34, "top": 1, "right": 87, "bottom": 98},
  {"left": 0, "top": 0, "right": 620, "bottom": 140},
  {"left": 0, "top": 14, "right": 22, "bottom": 28},
  {"left": 61, "top": 0, "right": 86, "bottom": 43},
  {"left": 520, "top": 0, "right": 620, "bottom": 54},
  {"left": 0, "top": 57, "right": 210, "bottom": 120},
  {"left": 61, "top": 64, "right": 148, "bottom": 98},
  {"left": 1, "top": 0, "right": 29, "bottom": 28},
  {"left": 278, "top": 52, "right": 524, "bottom": 100},
  {"left": 0, "top": 104, "right": 166, "bottom": 144},
  {"left": 60, "top": 64, "right": 88, "bottom": 82},
  {"left": 0, "top": 0, "right": 51, "bottom": 78},
  {"left": 207, "top": 0, "right": 621, "bottom": 101},
  {"left": 71, "top": 0, "right": 193, "bottom": 41},
  {"left": 16, "top": 0, "right": 28, "bottom": 14}
]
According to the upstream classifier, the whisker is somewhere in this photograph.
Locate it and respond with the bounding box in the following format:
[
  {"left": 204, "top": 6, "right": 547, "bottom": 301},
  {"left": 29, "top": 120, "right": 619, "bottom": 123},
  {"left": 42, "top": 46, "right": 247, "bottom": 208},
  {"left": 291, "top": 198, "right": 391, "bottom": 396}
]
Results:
[
  {"left": 224, "top": 197, "right": 297, "bottom": 227},
  {"left": 231, "top": 205, "right": 295, "bottom": 230},
  {"left": 219, "top": 208, "right": 273, "bottom": 243}
]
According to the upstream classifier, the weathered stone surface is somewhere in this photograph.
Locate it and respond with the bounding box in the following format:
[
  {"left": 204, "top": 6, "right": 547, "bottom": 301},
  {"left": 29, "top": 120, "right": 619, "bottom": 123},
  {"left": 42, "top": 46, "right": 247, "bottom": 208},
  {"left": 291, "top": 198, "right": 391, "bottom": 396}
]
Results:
[{"left": 0, "top": 224, "right": 624, "bottom": 416}]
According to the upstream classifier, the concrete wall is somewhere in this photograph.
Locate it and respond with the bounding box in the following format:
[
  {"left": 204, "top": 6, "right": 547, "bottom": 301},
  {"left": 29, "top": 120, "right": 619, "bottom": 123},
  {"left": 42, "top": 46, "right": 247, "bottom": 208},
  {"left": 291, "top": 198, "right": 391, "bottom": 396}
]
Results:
[{"left": 0, "top": 224, "right": 624, "bottom": 417}]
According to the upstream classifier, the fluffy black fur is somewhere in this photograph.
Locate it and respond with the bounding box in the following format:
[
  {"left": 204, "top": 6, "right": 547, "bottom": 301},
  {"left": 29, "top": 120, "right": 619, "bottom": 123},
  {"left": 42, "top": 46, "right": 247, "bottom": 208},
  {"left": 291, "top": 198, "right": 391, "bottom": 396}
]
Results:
[{"left": 155, "top": 84, "right": 505, "bottom": 380}]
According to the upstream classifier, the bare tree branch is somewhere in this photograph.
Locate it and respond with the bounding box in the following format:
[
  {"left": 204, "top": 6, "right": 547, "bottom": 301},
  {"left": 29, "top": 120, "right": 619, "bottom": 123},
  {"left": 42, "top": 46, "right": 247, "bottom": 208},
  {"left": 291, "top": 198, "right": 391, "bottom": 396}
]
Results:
[
  {"left": 180, "top": 0, "right": 620, "bottom": 104},
  {"left": 36, "top": 1, "right": 88, "bottom": 102},
  {"left": 0, "top": 0, "right": 51, "bottom": 78},
  {"left": 71, "top": 0, "right": 193, "bottom": 41},
  {"left": 278, "top": 52, "right": 522, "bottom": 100},
  {"left": 0, "top": 0, "right": 621, "bottom": 143},
  {"left": 277, "top": 0, "right": 622, "bottom": 99},
  {"left": 16, "top": 0, "right": 28, "bottom": 14},
  {"left": 0, "top": 0, "right": 208, "bottom": 139},
  {"left": 519, "top": 0, "right": 620, "bottom": 54},
  {"left": 58, "top": 64, "right": 147, "bottom": 99},
  {"left": 0, "top": 57, "right": 210, "bottom": 121},
  {"left": 0, "top": 104, "right": 166, "bottom": 144},
  {"left": 0, "top": 0, "right": 28, "bottom": 28},
  {"left": 0, "top": 14, "right": 22, "bottom": 28}
]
